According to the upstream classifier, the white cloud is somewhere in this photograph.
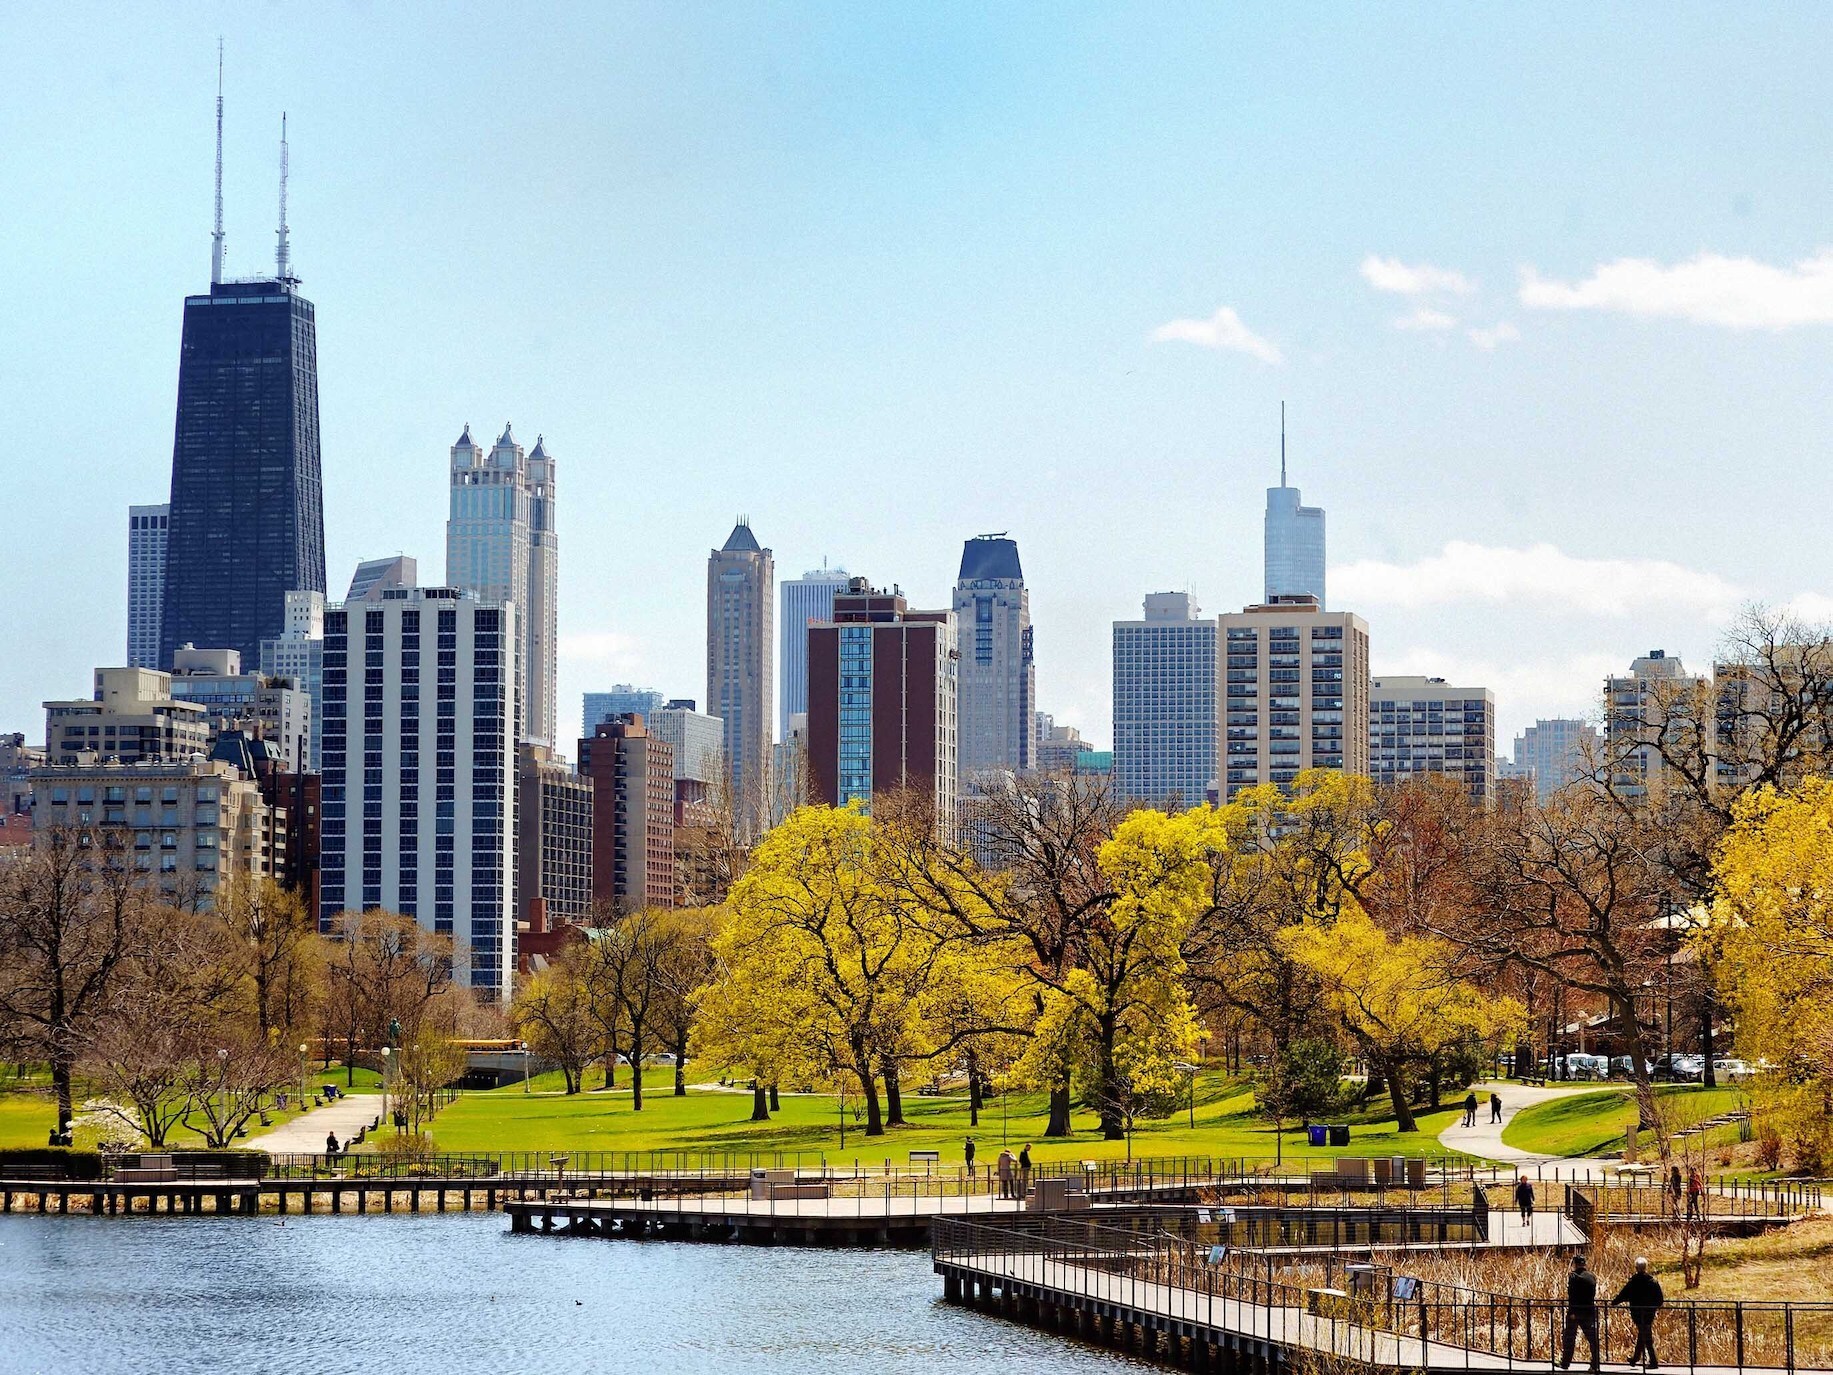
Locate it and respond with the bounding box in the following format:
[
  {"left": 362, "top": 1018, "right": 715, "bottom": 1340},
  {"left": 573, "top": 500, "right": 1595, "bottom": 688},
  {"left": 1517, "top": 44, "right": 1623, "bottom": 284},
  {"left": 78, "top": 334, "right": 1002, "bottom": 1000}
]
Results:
[
  {"left": 1519, "top": 249, "right": 1833, "bottom": 330},
  {"left": 1466, "top": 321, "right": 1520, "bottom": 350},
  {"left": 1332, "top": 541, "right": 1743, "bottom": 619},
  {"left": 1149, "top": 306, "right": 1284, "bottom": 364},
  {"left": 1394, "top": 306, "right": 1458, "bottom": 332},
  {"left": 1360, "top": 255, "right": 1475, "bottom": 297}
]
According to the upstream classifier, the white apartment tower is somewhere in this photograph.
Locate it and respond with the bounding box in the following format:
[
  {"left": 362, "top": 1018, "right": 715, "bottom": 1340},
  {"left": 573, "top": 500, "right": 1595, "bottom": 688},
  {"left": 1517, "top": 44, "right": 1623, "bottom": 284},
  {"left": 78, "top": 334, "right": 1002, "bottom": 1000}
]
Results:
[
  {"left": 954, "top": 535, "right": 1036, "bottom": 786},
  {"left": 318, "top": 588, "right": 517, "bottom": 1000},
  {"left": 259, "top": 590, "right": 326, "bottom": 771},
  {"left": 1220, "top": 596, "right": 1369, "bottom": 800},
  {"left": 1112, "top": 592, "right": 1221, "bottom": 807},
  {"left": 1605, "top": 649, "right": 1706, "bottom": 800},
  {"left": 446, "top": 424, "right": 556, "bottom": 748},
  {"left": 127, "top": 504, "right": 169, "bottom": 669},
  {"left": 1369, "top": 676, "right": 1496, "bottom": 803},
  {"left": 779, "top": 562, "right": 850, "bottom": 740}
]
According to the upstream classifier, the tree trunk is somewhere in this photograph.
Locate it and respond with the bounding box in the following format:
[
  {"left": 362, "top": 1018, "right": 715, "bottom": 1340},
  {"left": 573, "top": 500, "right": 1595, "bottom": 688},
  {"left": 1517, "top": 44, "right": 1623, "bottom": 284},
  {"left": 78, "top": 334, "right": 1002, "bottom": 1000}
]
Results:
[
  {"left": 967, "top": 1052, "right": 982, "bottom": 1128},
  {"left": 1428, "top": 1064, "right": 1442, "bottom": 1110},
  {"left": 768, "top": 1083, "right": 780, "bottom": 1111},
  {"left": 631, "top": 1059, "right": 644, "bottom": 1112},
  {"left": 861, "top": 1070, "right": 884, "bottom": 1137},
  {"left": 1700, "top": 1001, "right": 1716, "bottom": 1088},
  {"left": 883, "top": 1062, "right": 904, "bottom": 1127},
  {"left": 1382, "top": 1058, "right": 1418, "bottom": 1132},
  {"left": 750, "top": 1081, "right": 770, "bottom": 1121},
  {"left": 673, "top": 1030, "right": 689, "bottom": 1097},
  {"left": 1513, "top": 1038, "right": 1534, "bottom": 1079},
  {"left": 1045, "top": 1082, "right": 1072, "bottom": 1137},
  {"left": 52, "top": 1049, "right": 74, "bottom": 1136}
]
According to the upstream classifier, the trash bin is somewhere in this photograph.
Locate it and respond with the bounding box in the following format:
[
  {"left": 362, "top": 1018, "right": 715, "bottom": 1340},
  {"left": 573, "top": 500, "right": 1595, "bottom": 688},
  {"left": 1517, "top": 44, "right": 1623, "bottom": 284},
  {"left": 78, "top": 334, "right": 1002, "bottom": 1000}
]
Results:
[
  {"left": 1329, "top": 1125, "right": 1351, "bottom": 1146},
  {"left": 1307, "top": 1124, "right": 1328, "bottom": 1147}
]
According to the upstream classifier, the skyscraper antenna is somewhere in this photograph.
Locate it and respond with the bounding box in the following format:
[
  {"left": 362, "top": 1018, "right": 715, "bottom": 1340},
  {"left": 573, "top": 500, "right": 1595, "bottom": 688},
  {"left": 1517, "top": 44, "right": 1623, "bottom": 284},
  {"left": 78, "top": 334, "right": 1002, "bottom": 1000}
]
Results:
[
  {"left": 1280, "top": 401, "right": 1287, "bottom": 487},
  {"left": 275, "top": 112, "right": 291, "bottom": 282},
  {"left": 210, "top": 39, "right": 225, "bottom": 284}
]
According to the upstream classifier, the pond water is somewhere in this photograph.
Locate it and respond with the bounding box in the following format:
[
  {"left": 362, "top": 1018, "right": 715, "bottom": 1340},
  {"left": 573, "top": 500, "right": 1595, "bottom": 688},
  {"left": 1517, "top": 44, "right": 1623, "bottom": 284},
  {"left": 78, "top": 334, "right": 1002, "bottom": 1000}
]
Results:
[{"left": 0, "top": 1213, "right": 1149, "bottom": 1374}]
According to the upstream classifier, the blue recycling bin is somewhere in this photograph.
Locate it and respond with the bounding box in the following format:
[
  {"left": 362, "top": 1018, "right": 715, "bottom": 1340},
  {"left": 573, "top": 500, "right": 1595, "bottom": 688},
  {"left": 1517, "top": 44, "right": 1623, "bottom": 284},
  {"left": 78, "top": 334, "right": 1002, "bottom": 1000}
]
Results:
[{"left": 1306, "top": 1124, "right": 1328, "bottom": 1147}]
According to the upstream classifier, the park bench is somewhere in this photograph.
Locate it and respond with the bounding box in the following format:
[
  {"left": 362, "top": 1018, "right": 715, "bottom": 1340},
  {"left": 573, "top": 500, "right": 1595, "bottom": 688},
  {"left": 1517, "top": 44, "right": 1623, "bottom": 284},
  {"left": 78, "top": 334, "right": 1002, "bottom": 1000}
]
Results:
[
  {"left": 748, "top": 1169, "right": 830, "bottom": 1202},
  {"left": 908, "top": 1150, "right": 940, "bottom": 1173}
]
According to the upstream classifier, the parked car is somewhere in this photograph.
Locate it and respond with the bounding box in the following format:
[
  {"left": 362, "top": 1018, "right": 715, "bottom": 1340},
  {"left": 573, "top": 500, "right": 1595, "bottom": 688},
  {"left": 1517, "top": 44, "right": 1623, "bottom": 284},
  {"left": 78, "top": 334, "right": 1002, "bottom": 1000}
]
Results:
[
  {"left": 1609, "top": 1056, "right": 1654, "bottom": 1080},
  {"left": 1713, "top": 1058, "right": 1756, "bottom": 1081}
]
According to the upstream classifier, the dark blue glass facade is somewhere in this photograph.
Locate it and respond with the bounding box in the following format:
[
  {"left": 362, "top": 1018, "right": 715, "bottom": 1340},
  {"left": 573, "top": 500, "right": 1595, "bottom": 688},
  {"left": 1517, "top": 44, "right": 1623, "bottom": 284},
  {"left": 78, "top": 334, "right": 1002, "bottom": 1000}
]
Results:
[{"left": 160, "top": 278, "right": 326, "bottom": 668}]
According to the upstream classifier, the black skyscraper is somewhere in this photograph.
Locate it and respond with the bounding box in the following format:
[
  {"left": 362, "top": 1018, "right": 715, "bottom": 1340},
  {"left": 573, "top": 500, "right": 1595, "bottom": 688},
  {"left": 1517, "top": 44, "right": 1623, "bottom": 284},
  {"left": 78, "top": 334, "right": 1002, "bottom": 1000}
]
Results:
[{"left": 159, "top": 275, "right": 326, "bottom": 668}]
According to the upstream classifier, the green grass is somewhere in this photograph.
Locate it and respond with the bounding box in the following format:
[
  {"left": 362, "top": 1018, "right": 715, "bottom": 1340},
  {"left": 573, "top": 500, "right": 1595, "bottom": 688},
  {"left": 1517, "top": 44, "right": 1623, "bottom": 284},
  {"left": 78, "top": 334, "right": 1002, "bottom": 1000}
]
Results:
[
  {"left": 422, "top": 1069, "right": 1471, "bottom": 1165},
  {"left": 0, "top": 1066, "right": 382, "bottom": 1152},
  {"left": 1502, "top": 1084, "right": 1748, "bottom": 1158}
]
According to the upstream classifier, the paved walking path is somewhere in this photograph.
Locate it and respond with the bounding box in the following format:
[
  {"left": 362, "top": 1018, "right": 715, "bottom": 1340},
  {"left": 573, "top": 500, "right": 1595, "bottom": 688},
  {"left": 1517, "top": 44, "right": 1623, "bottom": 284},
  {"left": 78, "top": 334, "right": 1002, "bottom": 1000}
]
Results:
[
  {"left": 248, "top": 1092, "right": 382, "bottom": 1154},
  {"left": 1438, "top": 1081, "right": 1629, "bottom": 1175}
]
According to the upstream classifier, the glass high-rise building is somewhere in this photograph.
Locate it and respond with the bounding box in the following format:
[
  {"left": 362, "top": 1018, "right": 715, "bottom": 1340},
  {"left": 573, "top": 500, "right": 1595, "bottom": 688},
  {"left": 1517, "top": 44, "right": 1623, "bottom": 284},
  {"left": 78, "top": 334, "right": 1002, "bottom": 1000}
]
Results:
[
  {"left": 953, "top": 535, "right": 1035, "bottom": 786},
  {"left": 779, "top": 562, "right": 850, "bottom": 740},
  {"left": 707, "top": 519, "right": 774, "bottom": 835},
  {"left": 1263, "top": 433, "right": 1326, "bottom": 607},
  {"left": 160, "top": 277, "right": 325, "bottom": 669},
  {"left": 1112, "top": 592, "right": 1221, "bottom": 807}
]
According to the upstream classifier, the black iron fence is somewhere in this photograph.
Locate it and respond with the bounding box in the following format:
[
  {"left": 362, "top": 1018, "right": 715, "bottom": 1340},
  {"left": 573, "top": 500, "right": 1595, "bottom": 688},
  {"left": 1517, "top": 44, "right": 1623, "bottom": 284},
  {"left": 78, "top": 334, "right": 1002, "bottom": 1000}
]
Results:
[{"left": 934, "top": 1214, "right": 1833, "bottom": 1372}]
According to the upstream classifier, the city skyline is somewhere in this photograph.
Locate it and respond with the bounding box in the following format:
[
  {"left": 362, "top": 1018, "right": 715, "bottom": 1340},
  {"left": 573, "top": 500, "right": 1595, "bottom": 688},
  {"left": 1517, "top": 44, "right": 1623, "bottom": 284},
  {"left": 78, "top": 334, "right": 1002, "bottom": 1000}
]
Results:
[{"left": 7, "top": 8, "right": 1833, "bottom": 754}]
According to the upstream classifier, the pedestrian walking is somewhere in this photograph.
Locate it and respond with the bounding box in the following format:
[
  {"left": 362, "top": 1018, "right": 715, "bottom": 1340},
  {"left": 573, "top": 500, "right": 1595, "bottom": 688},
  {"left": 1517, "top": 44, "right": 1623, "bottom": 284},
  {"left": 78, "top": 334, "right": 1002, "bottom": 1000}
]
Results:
[
  {"left": 1612, "top": 1256, "right": 1665, "bottom": 1369},
  {"left": 1515, "top": 1175, "right": 1536, "bottom": 1227},
  {"left": 996, "top": 1148, "right": 1015, "bottom": 1200},
  {"left": 1463, "top": 1091, "right": 1479, "bottom": 1128},
  {"left": 1558, "top": 1253, "right": 1602, "bottom": 1373},
  {"left": 1490, "top": 1092, "right": 1503, "bottom": 1124},
  {"left": 964, "top": 1136, "right": 976, "bottom": 1178},
  {"left": 1018, "top": 1143, "right": 1033, "bottom": 1199},
  {"left": 1685, "top": 1167, "right": 1703, "bottom": 1221},
  {"left": 1667, "top": 1165, "right": 1683, "bottom": 1218}
]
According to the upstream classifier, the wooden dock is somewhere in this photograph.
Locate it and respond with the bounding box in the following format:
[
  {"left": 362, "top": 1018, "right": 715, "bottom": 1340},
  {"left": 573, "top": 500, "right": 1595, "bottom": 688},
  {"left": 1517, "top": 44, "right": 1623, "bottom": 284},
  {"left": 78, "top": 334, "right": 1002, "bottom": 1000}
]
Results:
[
  {"left": 505, "top": 1190, "right": 1038, "bottom": 1246},
  {"left": 0, "top": 1174, "right": 669, "bottom": 1218},
  {"left": 932, "top": 1218, "right": 1823, "bottom": 1373}
]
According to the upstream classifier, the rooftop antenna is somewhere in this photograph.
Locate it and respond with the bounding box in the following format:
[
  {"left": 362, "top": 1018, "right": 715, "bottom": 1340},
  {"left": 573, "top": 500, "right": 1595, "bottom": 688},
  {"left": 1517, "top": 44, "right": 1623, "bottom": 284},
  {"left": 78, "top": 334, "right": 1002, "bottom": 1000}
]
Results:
[
  {"left": 210, "top": 39, "right": 224, "bottom": 284},
  {"left": 1280, "top": 401, "right": 1287, "bottom": 487},
  {"left": 275, "top": 112, "right": 291, "bottom": 282}
]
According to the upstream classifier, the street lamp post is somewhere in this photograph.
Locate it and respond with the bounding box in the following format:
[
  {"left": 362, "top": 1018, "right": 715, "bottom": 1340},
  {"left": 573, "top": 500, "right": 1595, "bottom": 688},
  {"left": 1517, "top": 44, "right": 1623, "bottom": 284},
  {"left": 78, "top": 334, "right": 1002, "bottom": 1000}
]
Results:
[
  {"left": 299, "top": 1043, "right": 310, "bottom": 1111},
  {"left": 1174, "top": 1062, "right": 1200, "bottom": 1130},
  {"left": 520, "top": 1040, "right": 530, "bottom": 1093},
  {"left": 380, "top": 1047, "right": 392, "bottom": 1130}
]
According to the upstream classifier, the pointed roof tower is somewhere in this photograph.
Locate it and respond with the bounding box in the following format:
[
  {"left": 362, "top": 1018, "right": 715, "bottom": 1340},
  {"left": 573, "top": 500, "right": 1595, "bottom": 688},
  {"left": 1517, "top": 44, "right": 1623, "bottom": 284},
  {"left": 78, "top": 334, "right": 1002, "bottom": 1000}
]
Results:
[
  {"left": 722, "top": 517, "right": 761, "bottom": 553},
  {"left": 453, "top": 422, "right": 476, "bottom": 450}
]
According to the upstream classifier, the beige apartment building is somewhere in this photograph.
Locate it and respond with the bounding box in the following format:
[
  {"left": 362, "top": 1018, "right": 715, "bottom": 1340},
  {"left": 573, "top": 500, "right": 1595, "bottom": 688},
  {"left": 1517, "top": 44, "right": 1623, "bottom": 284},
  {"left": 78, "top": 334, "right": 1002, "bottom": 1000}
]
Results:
[{"left": 1219, "top": 595, "right": 1369, "bottom": 801}]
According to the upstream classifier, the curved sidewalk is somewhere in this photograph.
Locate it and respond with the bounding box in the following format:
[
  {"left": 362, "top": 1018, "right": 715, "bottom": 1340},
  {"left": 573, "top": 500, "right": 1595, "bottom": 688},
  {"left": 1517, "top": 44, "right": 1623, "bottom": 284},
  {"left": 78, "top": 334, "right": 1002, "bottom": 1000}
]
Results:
[
  {"left": 248, "top": 1093, "right": 382, "bottom": 1154},
  {"left": 1439, "top": 1080, "right": 1630, "bottom": 1176}
]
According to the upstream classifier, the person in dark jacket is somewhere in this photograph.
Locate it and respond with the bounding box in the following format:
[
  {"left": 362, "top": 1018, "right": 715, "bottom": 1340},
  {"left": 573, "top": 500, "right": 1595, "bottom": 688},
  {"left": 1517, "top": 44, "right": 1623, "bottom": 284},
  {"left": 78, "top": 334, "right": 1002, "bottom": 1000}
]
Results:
[
  {"left": 1612, "top": 1256, "right": 1664, "bottom": 1369},
  {"left": 1463, "top": 1091, "right": 1479, "bottom": 1127},
  {"left": 1490, "top": 1092, "right": 1503, "bottom": 1124},
  {"left": 1515, "top": 1175, "right": 1536, "bottom": 1226},
  {"left": 325, "top": 1131, "right": 339, "bottom": 1157},
  {"left": 964, "top": 1136, "right": 976, "bottom": 1175},
  {"left": 1559, "top": 1253, "right": 1601, "bottom": 1372},
  {"left": 1018, "top": 1144, "right": 1033, "bottom": 1197}
]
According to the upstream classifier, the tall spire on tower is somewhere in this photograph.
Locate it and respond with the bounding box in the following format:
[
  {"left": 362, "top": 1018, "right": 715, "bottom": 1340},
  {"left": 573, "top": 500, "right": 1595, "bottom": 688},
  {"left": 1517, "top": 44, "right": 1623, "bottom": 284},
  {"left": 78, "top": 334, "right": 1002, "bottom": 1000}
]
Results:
[
  {"left": 275, "top": 113, "right": 291, "bottom": 282},
  {"left": 1280, "top": 400, "right": 1287, "bottom": 487},
  {"left": 210, "top": 39, "right": 225, "bottom": 284}
]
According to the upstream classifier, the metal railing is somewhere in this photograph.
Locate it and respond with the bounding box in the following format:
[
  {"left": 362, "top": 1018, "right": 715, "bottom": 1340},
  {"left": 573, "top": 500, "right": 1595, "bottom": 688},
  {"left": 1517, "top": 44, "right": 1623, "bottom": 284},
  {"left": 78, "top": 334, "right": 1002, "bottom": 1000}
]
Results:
[{"left": 933, "top": 1214, "right": 1833, "bottom": 1372}]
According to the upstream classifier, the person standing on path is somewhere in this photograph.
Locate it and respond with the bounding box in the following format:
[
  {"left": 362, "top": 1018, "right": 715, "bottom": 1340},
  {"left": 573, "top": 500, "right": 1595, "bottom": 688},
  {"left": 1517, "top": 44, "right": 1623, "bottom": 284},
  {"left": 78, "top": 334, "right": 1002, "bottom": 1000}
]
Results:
[
  {"left": 1558, "top": 1253, "right": 1602, "bottom": 1373},
  {"left": 1612, "top": 1256, "right": 1665, "bottom": 1369},
  {"left": 1515, "top": 1175, "right": 1536, "bottom": 1227},
  {"left": 1463, "top": 1091, "right": 1479, "bottom": 1128},
  {"left": 1667, "top": 1166, "right": 1683, "bottom": 1218},
  {"left": 964, "top": 1136, "right": 976, "bottom": 1180},
  {"left": 996, "top": 1148, "right": 1015, "bottom": 1200},
  {"left": 1685, "top": 1167, "right": 1704, "bottom": 1220},
  {"left": 1490, "top": 1092, "right": 1503, "bottom": 1124},
  {"left": 1018, "top": 1144, "right": 1033, "bottom": 1200}
]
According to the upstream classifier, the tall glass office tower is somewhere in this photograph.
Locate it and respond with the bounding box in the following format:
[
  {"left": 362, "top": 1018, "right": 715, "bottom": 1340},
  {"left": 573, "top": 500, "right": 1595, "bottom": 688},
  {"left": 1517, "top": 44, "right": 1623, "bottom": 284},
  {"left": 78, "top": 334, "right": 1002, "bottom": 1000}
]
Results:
[
  {"left": 779, "top": 562, "right": 850, "bottom": 739},
  {"left": 1263, "top": 478, "right": 1325, "bottom": 607},
  {"left": 160, "top": 276, "right": 326, "bottom": 668}
]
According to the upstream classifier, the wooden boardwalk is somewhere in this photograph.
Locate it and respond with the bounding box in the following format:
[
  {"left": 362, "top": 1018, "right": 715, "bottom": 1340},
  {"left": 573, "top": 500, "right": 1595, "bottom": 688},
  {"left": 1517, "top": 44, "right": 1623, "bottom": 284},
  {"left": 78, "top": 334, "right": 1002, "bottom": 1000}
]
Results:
[
  {"left": 506, "top": 1190, "right": 1038, "bottom": 1245},
  {"left": 935, "top": 1243, "right": 1774, "bottom": 1374}
]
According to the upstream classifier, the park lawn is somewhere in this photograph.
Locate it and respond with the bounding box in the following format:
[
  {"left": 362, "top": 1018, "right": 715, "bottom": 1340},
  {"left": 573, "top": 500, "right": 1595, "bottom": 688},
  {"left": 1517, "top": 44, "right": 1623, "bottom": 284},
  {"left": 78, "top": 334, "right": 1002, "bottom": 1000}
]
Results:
[
  {"left": 0, "top": 1066, "right": 382, "bottom": 1152},
  {"left": 1501, "top": 1084, "right": 1749, "bottom": 1158},
  {"left": 424, "top": 1069, "right": 1470, "bottom": 1165}
]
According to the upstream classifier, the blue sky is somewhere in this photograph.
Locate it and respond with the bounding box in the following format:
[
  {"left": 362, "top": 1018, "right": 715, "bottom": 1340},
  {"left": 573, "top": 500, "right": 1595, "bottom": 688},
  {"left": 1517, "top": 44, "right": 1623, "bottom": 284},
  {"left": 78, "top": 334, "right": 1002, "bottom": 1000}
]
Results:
[{"left": 4, "top": 4, "right": 1833, "bottom": 752}]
